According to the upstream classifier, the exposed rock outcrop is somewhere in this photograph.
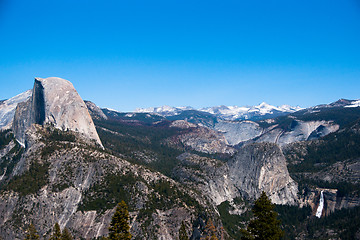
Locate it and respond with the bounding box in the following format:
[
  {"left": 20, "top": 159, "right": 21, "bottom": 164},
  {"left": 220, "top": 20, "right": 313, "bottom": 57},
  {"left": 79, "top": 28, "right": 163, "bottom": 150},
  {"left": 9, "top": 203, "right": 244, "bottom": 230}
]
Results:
[
  {"left": 213, "top": 119, "right": 338, "bottom": 147},
  {"left": 214, "top": 120, "right": 264, "bottom": 145},
  {"left": 174, "top": 153, "right": 239, "bottom": 205},
  {"left": 0, "top": 125, "right": 200, "bottom": 239},
  {"left": 0, "top": 90, "right": 32, "bottom": 130},
  {"left": 168, "top": 125, "right": 236, "bottom": 155},
  {"left": 228, "top": 143, "right": 298, "bottom": 204},
  {"left": 12, "top": 77, "right": 103, "bottom": 147},
  {"left": 85, "top": 101, "right": 108, "bottom": 120},
  {"left": 174, "top": 143, "right": 298, "bottom": 206},
  {"left": 300, "top": 188, "right": 360, "bottom": 217}
]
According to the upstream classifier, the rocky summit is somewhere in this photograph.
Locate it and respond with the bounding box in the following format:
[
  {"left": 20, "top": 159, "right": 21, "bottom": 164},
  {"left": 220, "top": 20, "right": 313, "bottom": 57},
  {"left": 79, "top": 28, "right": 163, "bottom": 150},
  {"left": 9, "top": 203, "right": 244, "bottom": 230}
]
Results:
[
  {"left": 12, "top": 77, "right": 102, "bottom": 147},
  {"left": 0, "top": 77, "right": 360, "bottom": 239}
]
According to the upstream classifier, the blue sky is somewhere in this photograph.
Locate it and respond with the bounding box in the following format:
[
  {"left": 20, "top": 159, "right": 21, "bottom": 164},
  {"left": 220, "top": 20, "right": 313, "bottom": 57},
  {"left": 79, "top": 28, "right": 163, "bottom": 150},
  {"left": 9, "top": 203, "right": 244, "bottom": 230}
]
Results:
[{"left": 1, "top": 0, "right": 359, "bottom": 111}]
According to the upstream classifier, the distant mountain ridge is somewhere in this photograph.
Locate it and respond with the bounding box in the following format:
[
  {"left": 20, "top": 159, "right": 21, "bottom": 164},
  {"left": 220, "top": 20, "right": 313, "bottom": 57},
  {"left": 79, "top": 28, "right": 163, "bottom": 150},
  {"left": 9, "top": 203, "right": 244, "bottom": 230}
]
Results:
[
  {"left": 134, "top": 102, "right": 303, "bottom": 121},
  {"left": 1, "top": 77, "right": 360, "bottom": 239}
]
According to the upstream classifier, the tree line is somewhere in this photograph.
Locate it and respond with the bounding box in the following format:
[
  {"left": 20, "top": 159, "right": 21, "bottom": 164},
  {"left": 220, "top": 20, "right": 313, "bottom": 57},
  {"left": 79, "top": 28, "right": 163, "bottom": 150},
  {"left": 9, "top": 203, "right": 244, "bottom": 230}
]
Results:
[{"left": 20, "top": 193, "right": 282, "bottom": 240}]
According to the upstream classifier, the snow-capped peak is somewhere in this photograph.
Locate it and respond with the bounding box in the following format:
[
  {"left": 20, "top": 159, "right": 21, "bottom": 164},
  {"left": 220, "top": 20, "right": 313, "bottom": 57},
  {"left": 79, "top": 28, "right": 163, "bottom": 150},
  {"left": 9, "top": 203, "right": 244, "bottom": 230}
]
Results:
[
  {"left": 133, "top": 103, "right": 303, "bottom": 120},
  {"left": 134, "top": 105, "right": 194, "bottom": 116},
  {"left": 201, "top": 102, "right": 302, "bottom": 120}
]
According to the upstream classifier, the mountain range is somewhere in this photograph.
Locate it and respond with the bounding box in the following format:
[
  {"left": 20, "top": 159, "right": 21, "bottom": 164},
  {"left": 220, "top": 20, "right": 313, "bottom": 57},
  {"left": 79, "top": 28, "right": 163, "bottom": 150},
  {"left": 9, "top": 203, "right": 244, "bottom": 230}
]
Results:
[
  {"left": 134, "top": 102, "right": 303, "bottom": 121},
  {"left": 0, "top": 77, "right": 360, "bottom": 239}
]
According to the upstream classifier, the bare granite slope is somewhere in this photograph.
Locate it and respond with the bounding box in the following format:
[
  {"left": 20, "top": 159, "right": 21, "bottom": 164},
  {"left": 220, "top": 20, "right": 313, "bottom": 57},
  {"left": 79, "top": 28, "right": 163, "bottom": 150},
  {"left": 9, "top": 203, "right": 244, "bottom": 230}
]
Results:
[{"left": 12, "top": 77, "right": 102, "bottom": 147}]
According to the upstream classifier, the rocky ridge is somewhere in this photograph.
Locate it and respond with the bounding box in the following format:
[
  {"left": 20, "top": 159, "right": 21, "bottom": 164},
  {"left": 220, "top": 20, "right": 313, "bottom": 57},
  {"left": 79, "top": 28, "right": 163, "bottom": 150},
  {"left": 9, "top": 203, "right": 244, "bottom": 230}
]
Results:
[{"left": 0, "top": 90, "right": 32, "bottom": 130}]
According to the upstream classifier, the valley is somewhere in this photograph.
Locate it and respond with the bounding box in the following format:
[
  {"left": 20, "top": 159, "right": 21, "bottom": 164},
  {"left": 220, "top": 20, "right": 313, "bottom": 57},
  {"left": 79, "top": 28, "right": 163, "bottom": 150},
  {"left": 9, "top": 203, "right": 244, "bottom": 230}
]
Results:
[{"left": 0, "top": 77, "right": 359, "bottom": 239}]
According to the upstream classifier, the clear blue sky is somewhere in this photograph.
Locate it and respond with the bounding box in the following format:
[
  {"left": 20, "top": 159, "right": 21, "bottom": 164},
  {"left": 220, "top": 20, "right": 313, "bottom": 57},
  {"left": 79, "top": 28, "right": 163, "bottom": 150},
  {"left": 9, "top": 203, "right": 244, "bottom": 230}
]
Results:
[{"left": 1, "top": 0, "right": 359, "bottom": 111}]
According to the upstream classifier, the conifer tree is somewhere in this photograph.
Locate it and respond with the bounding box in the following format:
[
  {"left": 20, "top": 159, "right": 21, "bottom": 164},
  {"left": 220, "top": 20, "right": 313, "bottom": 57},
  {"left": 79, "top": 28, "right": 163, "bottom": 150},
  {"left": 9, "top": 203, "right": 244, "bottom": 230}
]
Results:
[
  {"left": 61, "top": 227, "right": 73, "bottom": 240},
  {"left": 202, "top": 219, "right": 218, "bottom": 240},
  {"left": 49, "top": 223, "right": 61, "bottom": 240},
  {"left": 241, "top": 191, "right": 283, "bottom": 240},
  {"left": 179, "top": 221, "right": 189, "bottom": 240},
  {"left": 108, "top": 201, "right": 132, "bottom": 240},
  {"left": 24, "top": 223, "right": 40, "bottom": 240}
]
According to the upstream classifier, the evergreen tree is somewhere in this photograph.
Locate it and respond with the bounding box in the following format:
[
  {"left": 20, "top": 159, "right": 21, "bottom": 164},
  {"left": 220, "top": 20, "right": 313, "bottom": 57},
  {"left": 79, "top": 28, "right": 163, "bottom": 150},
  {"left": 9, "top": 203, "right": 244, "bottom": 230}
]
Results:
[
  {"left": 24, "top": 223, "right": 40, "bottom": 240},
  {"left": 241, "top": 191, "right": 283, "bottom": 240},
  {"left": 202, "top": 219, "right": 218, "bottom": 240},
  {"left": 108, "top": 201, "right": 132, "bottom": 240},
  {"left": 49, "top": 223, "right": 61, "bottom": 240},
  {"left": 179, "top": 221, "right": 189, "bottom": 240},
  {"left": 61, "top": 227, "right": 73, "bottom": 240}
]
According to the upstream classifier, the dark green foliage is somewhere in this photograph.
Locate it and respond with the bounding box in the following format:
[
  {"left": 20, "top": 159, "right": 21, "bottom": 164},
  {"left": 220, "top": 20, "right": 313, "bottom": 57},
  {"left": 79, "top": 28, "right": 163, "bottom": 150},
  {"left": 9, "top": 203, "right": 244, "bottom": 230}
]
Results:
[
  {"left": 307, "top": 206, "right": 360, "bottom": 239},
  {"left": 284, "top": 119, "right": 360, "bottom": 197},
  {"left": 293, "top": 176, "right": 360, "bottom": 197},
  {"left": 138, "top": 180, "right": 203, "bottom": 225},
  {"left": 241, "top": 192, "right": 283, "bottom": 240},
  {"left": 275, "top": 205, "right": 360, "bottom": 239},
  {"left": 292, "top": 107, "right": 360, "bottom": 127},
  {"left": 0, "top": 129, "right": 13, "bottom": 149},
  {"left": 24, "top": 223, "right": 40, "bottom": 240},
  {"left": 49, "top": 222, "right": 62, "bottom": 240},
  {"left": 217, "top": 200, "right": 252, "bottom": 240},
  {"left": 108, "top": 201, "right": 132, "bottom": 240},
  {"left": 94, "top": 119, "right": 184, "bottom": 176},
  {"left": 102, "top": 109, "right": 166, "bottom": 124},
  {"left": 45, "top": 127, "right": 76, "bottom": 142},
  {"left": 287, "top": 126, "right": 360, "bottom": 173},
  {"left": 179, "top": 221, "right": 189, "bottom": 240},
  {"left": 274, "top": 205, "right": 311, "bottom": 239},
  {"left": 40, "top": 142, "right": 63, "bottom": 159},
  {"left": 6, "top": 161, "right": 49, "bottom": 195},
  {"left": 61, "top": 227, "right": 73, "bottom": 240},
  {"left": 152, "top": 180, "right": 202, "bottom": 211},
  {"left": 52, "top": 183, "right": 71, "bottom": 192},
  {"left": 78, "top": 173, "right": 138, "bottom": 212},
  {"left": 167, "top": 110, "right": 218, "bottom": 127}
]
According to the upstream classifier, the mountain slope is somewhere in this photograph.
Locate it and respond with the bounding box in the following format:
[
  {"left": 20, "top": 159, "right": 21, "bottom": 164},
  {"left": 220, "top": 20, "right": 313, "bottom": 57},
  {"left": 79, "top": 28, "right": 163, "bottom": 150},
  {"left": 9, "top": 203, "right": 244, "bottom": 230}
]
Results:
[{"left": 0, "top": 125, "right": 203, "bottom": 239}]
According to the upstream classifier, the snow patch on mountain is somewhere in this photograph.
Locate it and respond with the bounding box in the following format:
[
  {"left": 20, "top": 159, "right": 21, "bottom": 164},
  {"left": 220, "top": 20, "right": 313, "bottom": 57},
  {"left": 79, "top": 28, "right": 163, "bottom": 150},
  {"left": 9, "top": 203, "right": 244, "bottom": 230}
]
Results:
[
  {"left": 134, "top": 106, "right": 194, "bottom": 116},
  {"left": 134, "top": 103, "right": 302, "bottom": 121},
  {"left": 201, "top": 102, "right": 303, "bottom": 120},
  {"left": 345, "top": 100, "right": 360, "bottom": 108}
]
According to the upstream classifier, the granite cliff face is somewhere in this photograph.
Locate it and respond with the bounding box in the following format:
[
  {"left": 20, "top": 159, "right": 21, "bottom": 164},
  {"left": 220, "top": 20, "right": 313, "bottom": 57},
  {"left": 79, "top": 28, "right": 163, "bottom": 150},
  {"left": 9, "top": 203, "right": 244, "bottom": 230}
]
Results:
[
  {"left": 214, "top": 119, "right": 339, "bottom": 147},
  {"left": 85, "top": 101, "right": 108, "bottom": 120},
  {"left": 173, "top": 143, "right": 298, "bottom": 206},
  {"left": 300, "top": 188, "right": 360, "bottom": 217},
  {"left": 167, "top": 122, "right": 236, "bottom": 155},
  {"left": 228, "top": 143, "right": 298, "bottom": 204},
  {"left": 12, "top": 77, "right": 102, "bottom": 147}
]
